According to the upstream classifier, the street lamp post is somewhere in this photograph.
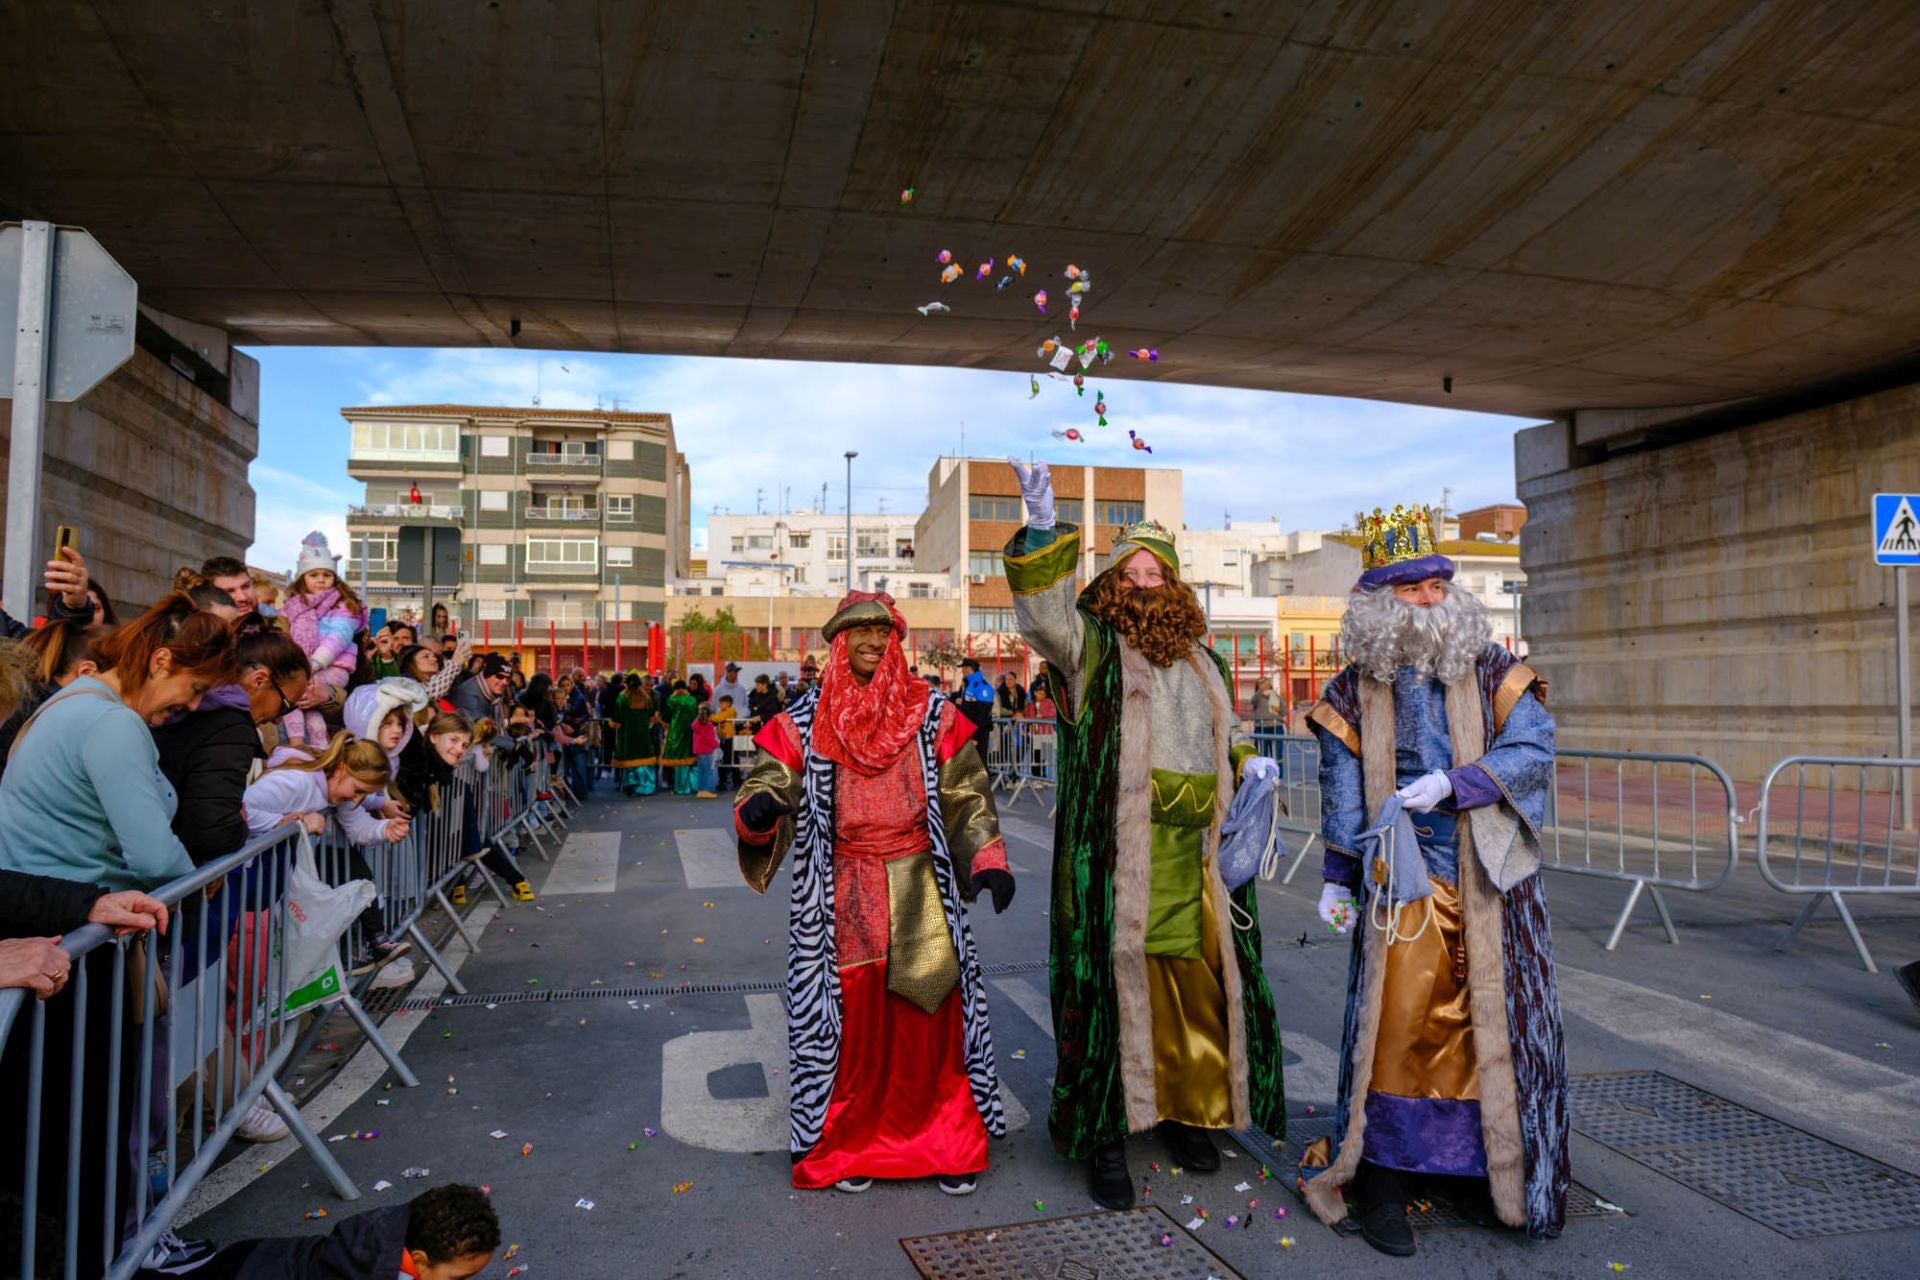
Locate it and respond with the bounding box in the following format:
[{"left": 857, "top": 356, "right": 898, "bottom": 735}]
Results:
[{"left": 844, "top": 450, "right": 858, "bottom": 591}]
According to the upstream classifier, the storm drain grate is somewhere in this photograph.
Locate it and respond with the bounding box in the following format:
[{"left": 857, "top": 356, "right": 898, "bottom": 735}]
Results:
[
  {"left": 402, "top": 960, "right": 1047, "bottom": 1011},
  {"left": 1240, "top": 1115, "right": 1624, "bottom": 1232},
  {"left": 902, "top": 1205, "right": 1241, "bottom": 1280},
  {"left": 1569, "top": 1070, "right": 1920, "bottom": 1238}
]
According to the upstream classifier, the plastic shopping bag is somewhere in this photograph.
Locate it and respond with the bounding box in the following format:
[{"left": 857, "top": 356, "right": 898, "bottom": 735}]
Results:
[{"left": 281, "top": 832, "right": 375, "bottom": 1017}]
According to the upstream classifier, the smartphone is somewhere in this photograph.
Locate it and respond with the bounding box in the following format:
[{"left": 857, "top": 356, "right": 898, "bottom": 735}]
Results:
[{"left": 54, "top": 525, "right": 76, "bottom": 557}]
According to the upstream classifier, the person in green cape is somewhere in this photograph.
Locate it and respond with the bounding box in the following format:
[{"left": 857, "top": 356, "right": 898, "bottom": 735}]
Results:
[
  {"left": 1003, "top": 460, "right": 1286, "bottom": 1211},
  {"left": 611, "top": 672, "right": 660, "bottom": 795},
  {"left": 660, "top": 678, "right": 700, "bottom": 795}
]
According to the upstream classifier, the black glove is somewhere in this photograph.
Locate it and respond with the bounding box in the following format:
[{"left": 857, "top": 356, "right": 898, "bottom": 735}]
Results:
[
  {"left": 737, "top": 792, "right": 795, "bottom": 834},
  {"left": 970, "top": 868, "right": 1015, "bottom": 914}
]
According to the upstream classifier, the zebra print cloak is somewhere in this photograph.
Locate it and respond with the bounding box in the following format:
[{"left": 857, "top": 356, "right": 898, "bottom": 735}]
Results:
[{"left": 749, "top": 688, "right": 1008, "bottom": 1158}]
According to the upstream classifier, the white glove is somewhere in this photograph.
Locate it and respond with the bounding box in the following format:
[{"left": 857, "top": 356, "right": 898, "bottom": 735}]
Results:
[
  {"left": 1241, "top": 756, "right": 1279, "bottom": 785},
  {"left": 1007, "top": 458, "right": 1056, "bottom": 530},
  {"left": 1395, "top": 769, "right": 1453, "bottom": 814},
  {"left": 1317, "top": 882, "right": 1357, "bottom": 935}
]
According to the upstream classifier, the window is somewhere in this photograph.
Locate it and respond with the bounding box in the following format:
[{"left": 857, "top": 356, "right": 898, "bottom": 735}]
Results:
[
  {"left": 480, "top": 435, "right": 510, "bottom": 457},
  {"left": 908, "top": 582, "right": 931, "bottom": 599},
  {"left": 855, "top": 528, "right": 887, "bottom": 558},
  {"left": 968, "top": 607, "right": 1018, "bottom": 633},
  {"left": 351, "top": 533, "right": 397, "bottom": 568},
  {"left": 787, "top": 532, "right": 810, "bottom": 548},
  {"left": 607, "top": 440, "right": 634, "bottom": 461},
  {"left": 709, "top": 586, "right": 726, "bottom": 596},
  {"left": 605, "top": 601, "right": 633, "bottom": 621},
  {"left": 476, "top": 599, "right": 508, "bottom": 621},
  {"left": 895, "top": 537, "right": 914, "bottom": 560},
  {"left": 479, "top": 544, "right": 508, "bottom": 566},
  {"left": 1097, "top": 500, "right": 1144, "bottom": 526},
  {"left": 479, "top": 490, "right": 508, "bottom": 512},
  {"left": 1056, "top": 498, "right": 1084, "bottom": 525},
  {"left": 730, "top": 537, "right": 745, "bottom": 553},
  {"left": 967, "top": 550, "right": 1004, "bottom": 578},
  {"left": 746, "top": 534, "right": 773, "bottom": 551},
  {"left": 526, "top": 538, "right": 598, "bottom": 568},
  {"left": 968, "top": 495, "right": 1022, "bottom": 522},
  {"left": 350, "top": 421, "right": 461, "bottom": 463},
  {"left": 791, "top": 566, "right": 807, "bottom": 584},
  {"left": 605, "top": 495, "right": 633, "bottom": 522},
  {"left": 529, "top": 439, "right": 601, "bottom": 460},
  {"left": 605, "top": 546, "right": 634, "bottom": 567},
  {"left": 827, "top": 534, "right": 847, "bottom": 562}
]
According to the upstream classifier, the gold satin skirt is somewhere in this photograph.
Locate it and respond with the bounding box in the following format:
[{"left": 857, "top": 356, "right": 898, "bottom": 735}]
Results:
[
  {"left": 1371, "top": 875, "right": 1479, "bottom": 1099},
  {"left": 1144, "top": 857, "right": 1234, "bottom": 1128}
]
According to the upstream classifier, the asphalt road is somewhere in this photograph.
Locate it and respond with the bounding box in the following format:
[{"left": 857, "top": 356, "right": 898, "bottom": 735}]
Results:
[{"left": 181, "top": 782, "right": 1920, "bottom": 1279}]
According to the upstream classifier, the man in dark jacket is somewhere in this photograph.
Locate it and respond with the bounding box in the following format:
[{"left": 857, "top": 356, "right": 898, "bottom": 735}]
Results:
[{"left": 180, "top": 1182, "right": 498, "bottom": 1279}]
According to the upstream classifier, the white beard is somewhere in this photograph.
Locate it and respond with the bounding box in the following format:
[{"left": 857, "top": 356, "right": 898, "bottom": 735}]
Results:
[{"left": 1340, "top": 585, "right": 1493, "bottom": 685}]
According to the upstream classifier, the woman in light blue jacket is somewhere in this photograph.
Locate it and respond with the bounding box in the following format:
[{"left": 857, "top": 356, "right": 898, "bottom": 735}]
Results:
[{"left": 0, "top": 594, "right": 237, "bottom": 891}]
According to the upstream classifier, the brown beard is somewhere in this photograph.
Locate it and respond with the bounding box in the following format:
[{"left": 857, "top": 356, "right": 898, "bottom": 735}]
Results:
[{"left": 1083, "top": 571, "right": 1209, "bottom": 667}]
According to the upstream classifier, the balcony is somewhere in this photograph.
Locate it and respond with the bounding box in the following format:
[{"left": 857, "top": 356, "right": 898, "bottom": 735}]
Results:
[
  {"left": 348, "top": 503, "right": 463, "bottom": 521},
  {"left": 525, "top": 561, "right": 601, "bottom": 577},
  {"left": 524, "top": 504, "right": 602, "bottom": 524},
  {"left": 345, "top": 558, "right": 398, "bottom": 576},
  {"left": 524, "top": 448, "right": 602, "bottom": 474}
]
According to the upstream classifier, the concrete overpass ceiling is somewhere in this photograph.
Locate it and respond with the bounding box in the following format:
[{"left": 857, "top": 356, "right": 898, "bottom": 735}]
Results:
[{"left": 5, "top": 1, "right": 1920, "bottom": 417}]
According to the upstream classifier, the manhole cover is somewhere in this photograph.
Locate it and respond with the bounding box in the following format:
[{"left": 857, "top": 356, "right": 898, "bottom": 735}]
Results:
[
  {"left": 1240, "top": 1114, "right": 1625, "bottom": 1231},
  {"left": 901, "top": 1205, "right": 1242, "bottom": 1280},
  {"left": 1570, "top": 1071, "right": 1920, "bottom": 1238}
]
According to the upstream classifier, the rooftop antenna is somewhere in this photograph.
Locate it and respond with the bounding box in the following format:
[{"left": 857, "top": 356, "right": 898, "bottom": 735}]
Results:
[{"left": 756, "top": 487, "right": 765, "bottom": 515}]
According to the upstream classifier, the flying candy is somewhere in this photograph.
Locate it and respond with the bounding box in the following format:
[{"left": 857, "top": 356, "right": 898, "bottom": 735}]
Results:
[
  {"left": 1008, "top": 255, "right": 1027, "bottom": 276},
  {"left": 940, "top": 263, "right": 963, "bottom": 284},
  {"left": 1051, "top": 429, "right": 1083, "bottom": 442},
  {"left": 1068, "top": 279, "right": 1091, "bottom": 296},
  {"left": 1039, "top": 337, "right": 1058, "bottom": 354},
  {"left": 916, "top": 301, "right": 950, "bottom": 316},
  {"left": 1094, "top": 395, "right": 1107, "bottom": 415},
  {"left": 976, "top": 258, "right": 994, "bottom": 280},
  {"left": 1073, "top": 374, "right": 1085, "bottom": 395},
  {"left": 1033, "top": 289, "right": 1048, "bottom": 312},
  {"left": 1130, "top": 431, "right": 1152, "bottom": 453},
  {"left": 1029, "top": 375, "right": 1040, "bottom": 399},
  {"left": 900, "top": 187, "right": 915, "bottom": 206},
  {"left": 1064, "top": 263, "right": 1083, "bottom": 279},
  {"left": 1129, "top": 347, "right": 1159, "bottom": 361},
  {"left": 1069, "top": 303, "right": 1081, "bottom": 330},
  {"left": 997, "top": 275, "right": 1012, "bottom": 291},
  {"left": 936, "top": 249, "right": 952, "bottom": 264}
]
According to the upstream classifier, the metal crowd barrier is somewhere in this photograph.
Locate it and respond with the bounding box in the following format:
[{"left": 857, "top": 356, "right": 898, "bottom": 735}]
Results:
[
  {"left": 985, "top": 718, "right": 1057, "bottom": 811},
  {"left": 1, "top": 827, "right": 359, "bottom": 1280},
  {"left": 1543, "top": 750, "right": 1740, "bottom": 950},
  {"left": 1754, "top": 755, "right": 1920, "bottom": 973}
]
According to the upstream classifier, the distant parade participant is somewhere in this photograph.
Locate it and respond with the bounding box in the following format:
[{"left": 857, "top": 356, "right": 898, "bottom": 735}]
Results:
[
  {"left": 1301, "top": 503, "right": 1567, "bottom": 1256},
  {"left": 733, "top": 591, "right": 1015, "bottom": 1196},
  {"left": 1002, "top": 461, "right": 1285, "bottom": 1211}
]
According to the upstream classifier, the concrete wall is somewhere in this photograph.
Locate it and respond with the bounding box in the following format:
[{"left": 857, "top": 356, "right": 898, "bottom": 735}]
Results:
[
  {"left": 0, "top": 346, "right": 257, "bottom": 613},
  {"left": 1516, "top": 386, "right": 1920, "bottom": 782}
]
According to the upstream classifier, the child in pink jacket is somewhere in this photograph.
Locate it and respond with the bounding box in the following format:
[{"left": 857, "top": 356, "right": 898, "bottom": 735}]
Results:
[{"left": 281, "top": 531, "right": 365, "bottom": 747}]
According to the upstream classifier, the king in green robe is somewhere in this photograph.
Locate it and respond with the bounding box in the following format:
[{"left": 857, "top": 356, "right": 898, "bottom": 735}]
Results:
[{"left": 1004, "top": 461, "right": 1285, "bottom": 1211}]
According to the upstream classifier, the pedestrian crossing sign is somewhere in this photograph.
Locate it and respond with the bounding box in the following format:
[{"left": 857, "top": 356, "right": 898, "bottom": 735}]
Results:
[{"left": 1874, "top": 493, "right": 1920, "bottom": 566}]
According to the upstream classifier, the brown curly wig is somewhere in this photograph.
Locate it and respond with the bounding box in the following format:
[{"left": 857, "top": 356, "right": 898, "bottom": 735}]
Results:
[{"left": 1082, "top": 564, "right": 1209, "bottom": 667}]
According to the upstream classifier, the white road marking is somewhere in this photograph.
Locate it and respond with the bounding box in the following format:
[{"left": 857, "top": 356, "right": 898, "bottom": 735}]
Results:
[
  {"left": 1559, "top": 964, "right": 1920, "bottom": 1166},
  {"left": 660, "top": 993, "right": 1029, "bottom": 1153},
  {"left": 992, "top": 977, "right": 1055, "bottom": 1040},
  {"left": 675, "top": 826, "right": 743, "bottom": 890},
  {"left": 180, "top": 902, "right": 499, "bottom": 1221},
  {"left": 539, "top": 830, "right": 622, "bottom": 894}
]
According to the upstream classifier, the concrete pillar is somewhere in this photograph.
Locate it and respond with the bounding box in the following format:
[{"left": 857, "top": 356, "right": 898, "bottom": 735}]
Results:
[
  {"left": 0, "top": 344, "right": 257, "bottom": 614},
  {"left": 1516, "top": 387, "right": 1920, "bottom": 782}
]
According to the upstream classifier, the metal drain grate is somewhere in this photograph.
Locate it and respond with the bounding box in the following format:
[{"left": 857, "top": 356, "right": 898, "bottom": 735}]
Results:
[
  {"left": 402, "top": 960, "right": 1048, "bottom": 1011},
  {"left": 1570, "top": 1070, "right": 1920, "bottom": 1238},
  {"left": 902, "top": 1206, "right": 1242, "bottom": 1280},
  {"left": 1241, "top": 1115, "right": 1624, "bottom": 1231}
]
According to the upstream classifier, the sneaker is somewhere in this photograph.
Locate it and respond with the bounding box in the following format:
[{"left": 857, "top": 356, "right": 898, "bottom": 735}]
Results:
[
  {"left": 834, "top": 1176, "right": 873, "bottom": 1194},
  {"left": 938, "top": 1173, "right": 977, "bottom": 1196},
  {"left": 140, "top": 1229, "right": 217, "bottom": 1274},
  {"left": 371, "top": 956, "right": 416, "bottom": 991},
  {"left": 234, "top": 1099, "right": 288, "bottom": 1144},
  {"left": 449, "top": 883, "right": 468, "bottom": 907},
  {"left": 512, "top": 880, "right": 536, "bottom": 902},
  {"left": 348, "top": 937, "right": 412, "bottom": 977}
]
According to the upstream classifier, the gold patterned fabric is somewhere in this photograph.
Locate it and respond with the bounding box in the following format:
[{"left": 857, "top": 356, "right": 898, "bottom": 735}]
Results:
[
  {"left": 1146, "top": 874, "right": 1233, "bottom": 1127},
  {"left": 1370, "top": 875, "right": 1480, "bottom": 1100},
  {"left": 886, "top": 852, "right": 961, "bottom": 1013}
]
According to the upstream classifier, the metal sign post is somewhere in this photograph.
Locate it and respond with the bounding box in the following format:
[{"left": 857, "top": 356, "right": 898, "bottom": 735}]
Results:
[
  {"left": 1871, "top": 493, "right": 1920, "bottom": 828},
  {"left": 0, "top": 221, "right": 137, "bottom": 620}
]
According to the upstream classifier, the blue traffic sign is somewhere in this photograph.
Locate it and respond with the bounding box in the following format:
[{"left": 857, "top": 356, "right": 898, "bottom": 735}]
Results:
[{"left": 1874, "top": 493, "right": 1920, "bottom": 566}]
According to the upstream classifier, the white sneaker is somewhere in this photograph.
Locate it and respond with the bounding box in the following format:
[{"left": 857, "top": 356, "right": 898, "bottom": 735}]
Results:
[
  {"left": 370, "top": 956, "right": 416, "bottom": 990},
  {"left": 235, "top": 1099, "right": 288, "bottom": 1143},
  {"left": 141, "top": 1229, "right": 217, "bottom": 1273},
  {"left": 834, "top": 1176, "right": 873, "bottom": 1194}
]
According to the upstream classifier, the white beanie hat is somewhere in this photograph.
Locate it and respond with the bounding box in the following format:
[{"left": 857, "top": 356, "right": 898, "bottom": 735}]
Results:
[{"left": 294, "top": 530, "right": 338, "bottom": 581}]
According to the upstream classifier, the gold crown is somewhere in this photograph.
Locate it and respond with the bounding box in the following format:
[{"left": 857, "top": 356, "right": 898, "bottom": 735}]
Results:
[{"left": 1356, "top": 504, "right": 1439, "bottom": 571}]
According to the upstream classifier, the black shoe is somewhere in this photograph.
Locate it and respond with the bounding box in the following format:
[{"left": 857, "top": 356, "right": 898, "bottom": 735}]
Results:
[
  {"left": 1088, "top": 1141, "right": 1134, "bottom": 1210},
  {"left": 1158, "top": 1121, "right": 1221, "bottom": 1173},
  {"left": 1448, "top": 1178, "right": 1502, "bottom": 1229},
  {"left": 1355, "top": 1163, "right": 1417, "bottom": 1257},
  {"left": 1896, "top": 960, "right": 1920, "bottom": 1016},
  {"left": 938, "top": 1173, "right": 977, "bottom": 1196}
]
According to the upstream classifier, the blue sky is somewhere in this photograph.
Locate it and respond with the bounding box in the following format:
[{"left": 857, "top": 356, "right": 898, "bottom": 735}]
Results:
[{"left": 242, "top": 347, "right": 1538, "bottom": 573}]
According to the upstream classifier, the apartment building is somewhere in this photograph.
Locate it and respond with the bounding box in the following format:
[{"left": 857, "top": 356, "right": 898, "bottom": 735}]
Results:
[
  {"left": 698, "top": 509, "right": 932, "bottom": 597},
  {"left": 914, "top": 457, "right": 1183, "bottom": 633},
  {"left": 341, "top": 404, "right": 689, "bottom": 634}
]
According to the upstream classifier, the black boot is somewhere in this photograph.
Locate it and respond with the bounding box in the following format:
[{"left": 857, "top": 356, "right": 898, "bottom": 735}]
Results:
[
  {"left": 1158, "top": 1121, "right": 1221, "bottom": 1172},
  {"left": 1355, "top": 1162, "right": 1416, "bottom": 1257},
  {"left": 1088, "top": 1141, "right": 1134, "bottom": 1210},
  {"left": 1896, "top": 960, "right": 1920, "bottom": 1015}
]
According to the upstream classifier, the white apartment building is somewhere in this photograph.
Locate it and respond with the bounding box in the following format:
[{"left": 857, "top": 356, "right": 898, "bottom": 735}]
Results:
[{"left": 687, "top": 510, "right": 943, "bottom": 598}]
